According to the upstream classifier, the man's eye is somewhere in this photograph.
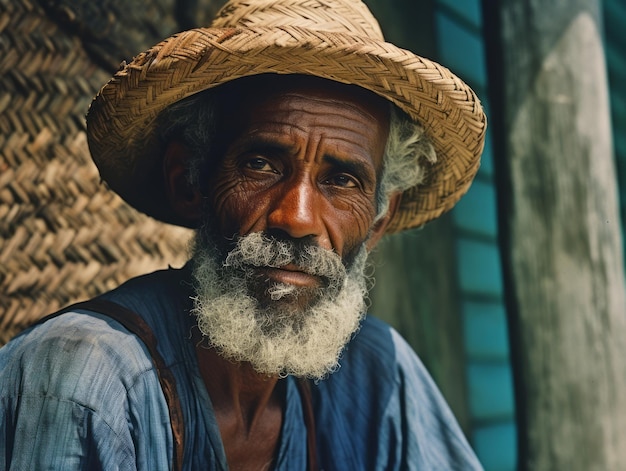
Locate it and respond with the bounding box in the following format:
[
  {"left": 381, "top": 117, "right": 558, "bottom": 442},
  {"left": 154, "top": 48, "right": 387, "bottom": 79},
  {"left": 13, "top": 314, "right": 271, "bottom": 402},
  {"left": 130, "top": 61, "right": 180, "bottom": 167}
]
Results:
[
  {"left": 244, "top": 158, "right": 276, "bottom": 173},
  {"left": 325, "top": 174, "right": 358, "bottom": 188}
]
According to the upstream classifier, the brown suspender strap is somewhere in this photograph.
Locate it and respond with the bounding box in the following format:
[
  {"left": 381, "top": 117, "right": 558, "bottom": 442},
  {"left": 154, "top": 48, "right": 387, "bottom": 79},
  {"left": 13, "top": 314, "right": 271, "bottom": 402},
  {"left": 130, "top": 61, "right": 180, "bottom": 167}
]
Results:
[
  {"left": 297, "top": 378, "right": 319, "bottom": 471},
  {"left": 35, "top": 298, "right": 185, "bottom": 471},
  {"left": 36, "top": 298, "right": 319, "bottom": 471}
]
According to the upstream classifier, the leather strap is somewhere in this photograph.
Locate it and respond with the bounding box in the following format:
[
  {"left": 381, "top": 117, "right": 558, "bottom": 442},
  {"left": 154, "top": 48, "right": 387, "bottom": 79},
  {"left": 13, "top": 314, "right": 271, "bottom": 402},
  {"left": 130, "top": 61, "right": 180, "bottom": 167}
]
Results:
[
  {"left": 36, "top": 298, "right": 319, "bottom": 470},
  {"left": 35, "top": 298, "right": 185, "bottom": 471},
  {"left": 297, "top": 378, "right": 319, "bottom": 471}
]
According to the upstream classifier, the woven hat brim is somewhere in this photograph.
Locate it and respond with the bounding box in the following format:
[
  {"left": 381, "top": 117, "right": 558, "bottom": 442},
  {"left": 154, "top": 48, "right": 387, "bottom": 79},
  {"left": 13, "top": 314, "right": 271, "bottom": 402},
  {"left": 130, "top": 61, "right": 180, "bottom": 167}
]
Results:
[{"left": 87, "top": 25, "right": 487, "bottom": 232}]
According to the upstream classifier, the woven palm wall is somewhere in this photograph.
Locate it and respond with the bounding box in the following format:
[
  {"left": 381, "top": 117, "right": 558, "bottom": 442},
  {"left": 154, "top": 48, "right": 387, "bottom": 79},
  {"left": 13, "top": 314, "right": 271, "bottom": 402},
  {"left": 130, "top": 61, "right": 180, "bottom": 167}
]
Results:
[{"left": 0, "top": 0, "right": 224, "bottom": 344}]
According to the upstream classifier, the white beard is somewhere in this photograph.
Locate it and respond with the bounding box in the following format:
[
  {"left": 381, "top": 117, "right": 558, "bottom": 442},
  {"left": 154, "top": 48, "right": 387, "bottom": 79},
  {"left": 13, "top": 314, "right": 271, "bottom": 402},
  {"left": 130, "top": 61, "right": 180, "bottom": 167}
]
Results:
[{"left": 190, "top": 231, "right": 370, "bottom": 379}]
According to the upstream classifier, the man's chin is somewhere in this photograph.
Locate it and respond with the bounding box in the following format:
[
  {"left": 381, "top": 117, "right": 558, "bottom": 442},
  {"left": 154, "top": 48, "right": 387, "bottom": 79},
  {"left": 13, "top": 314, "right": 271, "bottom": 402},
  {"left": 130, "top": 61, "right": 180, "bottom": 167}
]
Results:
[
  {"left": 257, "top": 284, "right": 326, "bottom": 310},
  {"left": 190, "top": 229, "right": 370, "bottom": 378}
]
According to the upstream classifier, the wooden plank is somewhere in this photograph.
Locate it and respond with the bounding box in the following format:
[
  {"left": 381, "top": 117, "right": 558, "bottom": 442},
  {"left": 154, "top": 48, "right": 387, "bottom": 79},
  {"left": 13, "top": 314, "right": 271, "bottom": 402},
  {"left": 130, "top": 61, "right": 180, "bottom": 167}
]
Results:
[{"left": 484, "top": 1, "right": 626, "bottom": 469}]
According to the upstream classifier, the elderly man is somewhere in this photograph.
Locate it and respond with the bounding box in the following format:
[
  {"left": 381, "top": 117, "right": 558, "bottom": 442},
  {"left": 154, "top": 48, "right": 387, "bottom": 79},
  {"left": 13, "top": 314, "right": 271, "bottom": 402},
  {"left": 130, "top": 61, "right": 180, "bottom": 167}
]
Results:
[{"left": 0, "top": 0, "right": 486, "bottom": 469}]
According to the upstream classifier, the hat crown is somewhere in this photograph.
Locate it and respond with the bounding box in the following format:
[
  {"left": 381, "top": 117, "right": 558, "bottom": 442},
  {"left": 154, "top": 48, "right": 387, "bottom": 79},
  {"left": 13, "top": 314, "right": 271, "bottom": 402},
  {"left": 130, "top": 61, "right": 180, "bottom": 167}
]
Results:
[
  {"left": 211, "top": 0, "right": 384, "bottom": 39},
  {"left": 88, "top": 0, "right": 486, "bottom": 232}
]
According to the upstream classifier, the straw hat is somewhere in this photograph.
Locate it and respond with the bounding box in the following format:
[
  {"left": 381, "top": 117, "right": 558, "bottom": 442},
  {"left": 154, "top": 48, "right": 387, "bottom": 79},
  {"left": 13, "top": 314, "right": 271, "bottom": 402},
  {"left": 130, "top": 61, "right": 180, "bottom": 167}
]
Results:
[{"left": 86, "top": 0, "right": 487, "bottom": 233}]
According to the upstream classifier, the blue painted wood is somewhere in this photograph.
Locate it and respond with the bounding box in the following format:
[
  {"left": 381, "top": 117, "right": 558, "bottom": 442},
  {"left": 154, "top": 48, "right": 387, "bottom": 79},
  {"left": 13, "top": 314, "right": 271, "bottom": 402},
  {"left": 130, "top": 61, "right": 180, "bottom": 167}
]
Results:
[
  {"left": 616, "top": 134, "right": 626, "bottom": 164},
  {"left": 473, "top": 422, "right": 518, "bottom": 471},
  {"left": 436, "top": 3, "right": 517, "bottom": 469},
  {"left": 438, "top": 0, "right": 483, "bottom": 28},
  {"left": 456, "top": 239, "right": 504, "bottom": 295},
  {"left": 467, "top": 364, "right": 515, "bottom": 420},
  {"left": 453, "top": 180, "right": 498, "bottom": 237},
  {"left": 606, "top": 45, "right": 626, "bottom": 81},
  {"left": 604, "top": 0, "right": 626, "bottom": 264},
  {"left": 604, "top": 0, "right": 626, "bottom": 50},
  {"left": 479, "top": 132, "right": 495, "bottom": 179},
  {"left": 435, "top": 13, "right": 487, "bottom": 86},
  {"left": 463, "top": 301, "right": 510, "bottom": 360}
]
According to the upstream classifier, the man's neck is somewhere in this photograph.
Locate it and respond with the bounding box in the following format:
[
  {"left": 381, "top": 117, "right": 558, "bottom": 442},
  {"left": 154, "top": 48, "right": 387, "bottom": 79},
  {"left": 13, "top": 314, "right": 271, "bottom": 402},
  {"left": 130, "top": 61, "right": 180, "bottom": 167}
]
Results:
[
  {"left": 193, "top": 329, "right": 285, "bottom": 469},
  {"left": 196, "top": 343, "right": 283, "bottom": 428}
]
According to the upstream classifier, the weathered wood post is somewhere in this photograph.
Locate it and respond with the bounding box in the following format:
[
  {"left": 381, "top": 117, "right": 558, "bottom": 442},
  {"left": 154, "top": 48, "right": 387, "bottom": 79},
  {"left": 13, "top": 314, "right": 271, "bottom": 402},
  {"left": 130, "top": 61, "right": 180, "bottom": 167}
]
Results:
[{"left": 484, "top": 1, "right": 626, "bottom": 469}]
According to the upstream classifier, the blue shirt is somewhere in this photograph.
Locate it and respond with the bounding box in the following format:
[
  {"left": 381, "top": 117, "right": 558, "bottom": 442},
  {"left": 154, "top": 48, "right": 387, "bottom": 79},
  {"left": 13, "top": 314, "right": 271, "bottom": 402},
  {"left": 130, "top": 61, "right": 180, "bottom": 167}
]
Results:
[{"left": 0, "top": 268, "right": 483, "bottom": 470}]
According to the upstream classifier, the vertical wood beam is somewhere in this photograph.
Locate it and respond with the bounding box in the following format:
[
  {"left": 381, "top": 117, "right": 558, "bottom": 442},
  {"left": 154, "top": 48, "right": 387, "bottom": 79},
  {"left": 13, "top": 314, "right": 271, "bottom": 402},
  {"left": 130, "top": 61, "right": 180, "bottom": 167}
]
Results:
[{"left": 484, "top": 1, "right": 626, "bottom": 469}]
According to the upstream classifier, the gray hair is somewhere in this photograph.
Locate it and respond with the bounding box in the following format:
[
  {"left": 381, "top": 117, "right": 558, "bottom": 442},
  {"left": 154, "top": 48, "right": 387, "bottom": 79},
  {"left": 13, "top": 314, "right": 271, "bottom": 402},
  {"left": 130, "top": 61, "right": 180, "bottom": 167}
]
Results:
[
  {"left": 376, "top": 106, "right": 436, "bottom": 219},
  {"left": 157, "top": 86, "right": 436, "bottom": 220}
]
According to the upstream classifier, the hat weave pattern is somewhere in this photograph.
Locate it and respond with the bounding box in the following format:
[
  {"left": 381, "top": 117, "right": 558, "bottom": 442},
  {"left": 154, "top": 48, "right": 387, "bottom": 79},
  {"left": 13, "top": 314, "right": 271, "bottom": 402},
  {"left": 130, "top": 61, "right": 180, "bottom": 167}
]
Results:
[{"left": 87, "top": 0, "right": 487, "bottom": 232}]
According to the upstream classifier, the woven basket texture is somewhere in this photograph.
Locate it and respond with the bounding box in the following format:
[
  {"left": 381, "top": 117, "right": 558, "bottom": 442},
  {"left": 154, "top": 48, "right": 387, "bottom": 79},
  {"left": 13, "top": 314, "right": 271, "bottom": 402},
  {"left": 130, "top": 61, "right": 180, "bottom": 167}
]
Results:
[{"left": 0, "top": 0, "right": 224, "bottom": 345}]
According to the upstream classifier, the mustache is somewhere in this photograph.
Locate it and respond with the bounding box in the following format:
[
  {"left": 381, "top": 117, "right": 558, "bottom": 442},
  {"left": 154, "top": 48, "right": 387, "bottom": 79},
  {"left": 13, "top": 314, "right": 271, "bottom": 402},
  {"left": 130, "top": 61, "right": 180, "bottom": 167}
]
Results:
[
  {"left": 223, "top": 232, "right": 347, "bottom": 281},
  {"left": 190, "top": 227, "right": 370, "bottom": 379}
]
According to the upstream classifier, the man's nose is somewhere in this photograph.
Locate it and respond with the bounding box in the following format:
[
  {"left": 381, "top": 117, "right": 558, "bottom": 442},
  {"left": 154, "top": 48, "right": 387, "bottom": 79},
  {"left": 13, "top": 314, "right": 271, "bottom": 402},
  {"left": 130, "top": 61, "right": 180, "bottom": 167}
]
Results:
[{"left": 267, "top": 178, "right": 325, "bottom": 241}]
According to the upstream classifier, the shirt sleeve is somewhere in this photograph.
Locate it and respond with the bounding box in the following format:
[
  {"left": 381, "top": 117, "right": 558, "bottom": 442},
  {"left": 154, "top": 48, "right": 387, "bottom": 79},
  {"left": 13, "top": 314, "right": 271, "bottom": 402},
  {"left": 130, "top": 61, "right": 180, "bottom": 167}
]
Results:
[
  {"left": 2, "top": 393, "right": 136, "bottom": 470},
  {"left": 387, "top": 328, "right": 484, "bottom": 470},
  {"left": 0, "top": 312, "right": 172, "bottom": 471},
  {"left": 312, "top": 315, "right": 484, "bottom": 470}
]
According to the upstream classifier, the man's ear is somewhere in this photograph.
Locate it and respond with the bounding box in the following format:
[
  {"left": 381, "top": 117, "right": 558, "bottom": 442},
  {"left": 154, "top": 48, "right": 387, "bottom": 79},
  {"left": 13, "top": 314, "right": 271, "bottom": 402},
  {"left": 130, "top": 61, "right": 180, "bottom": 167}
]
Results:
[
  {"left": 163, "top": 140, "right": 204, "bottom": 223},
  {"left": 366, "top": 191, "right": 403, "bottom": 250}
]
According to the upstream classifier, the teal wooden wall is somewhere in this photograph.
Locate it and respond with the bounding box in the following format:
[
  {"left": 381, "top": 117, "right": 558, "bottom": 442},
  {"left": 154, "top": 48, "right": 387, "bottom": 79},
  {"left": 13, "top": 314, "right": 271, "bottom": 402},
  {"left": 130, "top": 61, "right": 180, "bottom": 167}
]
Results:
[
  {"left": 435, "top": 1, "right": 516, "bottom": 470},
  {"left": 372, "top": 1, "right": 626, "bottom": 469},
  {"left": 604, "top": 0, "right": 626, "bottom": 255},
  {"left": 365, "top": 1, "right": 518, "bottom": 468}
]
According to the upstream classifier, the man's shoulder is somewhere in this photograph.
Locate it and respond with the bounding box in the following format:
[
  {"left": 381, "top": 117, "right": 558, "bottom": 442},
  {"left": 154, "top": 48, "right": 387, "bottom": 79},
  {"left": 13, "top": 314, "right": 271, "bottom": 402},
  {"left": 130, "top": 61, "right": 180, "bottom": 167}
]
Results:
[
  {"left": 0, "top": 303, "right": 176, "bottom": 469},
  {"left": 324, "top": 314, "right": 461, "bottom": 427},
  {"left": 0, "top": 268, "right": 189, "bottom": 404},
  {"left": 2, "top": 266, "right": 193, "bottom": 403},
  {"left": 341, "top": 315, "right": 455, "bottom": 406},
  {"left": 343, "top": 314, "right": 420, "bottom": 375},
  {"left": 0, "top": 311, "right": 156, "bottom": 399},
  {"left": 315, "top": 316, "right": 484, "bottom": 470}
]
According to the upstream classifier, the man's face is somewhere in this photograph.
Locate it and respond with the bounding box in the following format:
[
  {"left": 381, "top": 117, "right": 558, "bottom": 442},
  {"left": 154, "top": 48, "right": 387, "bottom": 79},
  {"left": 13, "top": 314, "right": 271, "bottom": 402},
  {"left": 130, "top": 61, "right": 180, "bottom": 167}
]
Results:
[
  {"left": 190, "top": 77, "right": 390, "bottom": 378},
  {"left": 210, "top": 78, "right": 388, "bottom": 290}
]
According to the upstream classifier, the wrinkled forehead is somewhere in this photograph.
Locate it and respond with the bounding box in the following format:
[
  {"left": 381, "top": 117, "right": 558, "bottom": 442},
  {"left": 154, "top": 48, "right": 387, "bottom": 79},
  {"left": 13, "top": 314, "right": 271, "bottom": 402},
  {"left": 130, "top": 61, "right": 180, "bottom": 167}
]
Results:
[
  {"left": 217, "top": 74, "right": 390, "bottom": 127},
  {"left": 213, "top": 75, "right": 391, "bottom": 167}
]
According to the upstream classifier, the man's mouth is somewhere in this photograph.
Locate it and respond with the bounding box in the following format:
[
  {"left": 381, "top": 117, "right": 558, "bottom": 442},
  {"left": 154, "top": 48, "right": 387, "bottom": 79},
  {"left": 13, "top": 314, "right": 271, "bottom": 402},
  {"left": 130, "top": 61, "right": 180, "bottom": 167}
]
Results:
[{"left": 256, "top": 264, "right": 323, "bottom": 288}]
